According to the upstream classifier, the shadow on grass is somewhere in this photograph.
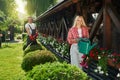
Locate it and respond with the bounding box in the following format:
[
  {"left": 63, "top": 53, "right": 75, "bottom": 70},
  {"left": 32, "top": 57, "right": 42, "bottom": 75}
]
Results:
[
  {"left": 0, "top": 43, "right": 16, "bottom": 49},
  {"left": 2, "top": 45, "right": 13, "bottom": 48},
  {"left": 0, "top": 45, "right": 13, "bottom": 49}
]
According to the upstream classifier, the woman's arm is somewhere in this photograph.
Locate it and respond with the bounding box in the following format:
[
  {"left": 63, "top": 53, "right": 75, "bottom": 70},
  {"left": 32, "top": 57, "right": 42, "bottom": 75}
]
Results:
[{"left": 67, "top": 29, "right": 77, "bottom": 44}]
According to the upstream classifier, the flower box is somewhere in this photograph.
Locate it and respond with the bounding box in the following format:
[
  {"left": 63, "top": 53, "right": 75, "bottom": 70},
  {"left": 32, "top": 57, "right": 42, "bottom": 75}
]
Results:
[{"left": 108, "top": 58, "right": 120, "bottom": 69}]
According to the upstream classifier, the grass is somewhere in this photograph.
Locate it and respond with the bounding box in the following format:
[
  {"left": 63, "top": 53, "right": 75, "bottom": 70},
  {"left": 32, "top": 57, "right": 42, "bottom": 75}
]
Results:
[
  {"left": 0, "top": 43, "right": 25, "bottom": 80},
  {"left": 0, "top": 41, "right": 64, "bottom": 80}
]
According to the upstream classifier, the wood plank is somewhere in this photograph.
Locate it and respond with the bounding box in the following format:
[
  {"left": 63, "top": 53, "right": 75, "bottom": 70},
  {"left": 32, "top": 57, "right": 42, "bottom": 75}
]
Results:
[
  {"left": 62, "top": 17, "right": 68, "bottom": 32},
  {"left": 107, "top": 4, "right": 120, "bottom": 31},
  {"left": 58, "top": 20, "right": 62, "bottom": 39},
  {"left": 62, "top": 17, "right": 68, "bottom": 41},
  {"left": 53, "top": 20, "right": 59, "bottom": 38}
]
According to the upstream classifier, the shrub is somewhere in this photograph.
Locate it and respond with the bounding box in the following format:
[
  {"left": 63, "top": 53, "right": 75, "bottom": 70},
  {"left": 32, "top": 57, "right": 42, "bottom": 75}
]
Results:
[
  {"left": 25, "top": 62, "right": 91, "bottom": 80},
  {"left": 24, "top": 44, "right": 42, "bottom": 55},
  {"left": 16, "top": 35, "right": 22, "bottom": 40},
  {"left": 21, "top": 50, "right": 57, "bottom": 72},
  {"left": 22, "top": 33, "right": 27, "bottom": 41},
  {"left": 22, "top": 33, "right": 27, "bottom": 47}
]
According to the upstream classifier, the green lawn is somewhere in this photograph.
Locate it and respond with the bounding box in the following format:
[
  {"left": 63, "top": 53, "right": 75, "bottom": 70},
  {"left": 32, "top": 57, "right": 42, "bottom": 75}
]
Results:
[{"left": 0, "top": 43, "right": 25, "bottom": 80}]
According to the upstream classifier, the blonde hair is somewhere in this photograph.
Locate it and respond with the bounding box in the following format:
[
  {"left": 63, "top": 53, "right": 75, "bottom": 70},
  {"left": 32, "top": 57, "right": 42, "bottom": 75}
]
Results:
[{"left": 73, "top": 16, "right": 87, "bottom": 27}]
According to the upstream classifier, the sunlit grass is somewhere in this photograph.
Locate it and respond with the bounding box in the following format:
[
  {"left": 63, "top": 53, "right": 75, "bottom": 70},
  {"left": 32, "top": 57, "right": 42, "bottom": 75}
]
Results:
[{"left": 0, "top": 43, "right": 25, "bottom": 80}]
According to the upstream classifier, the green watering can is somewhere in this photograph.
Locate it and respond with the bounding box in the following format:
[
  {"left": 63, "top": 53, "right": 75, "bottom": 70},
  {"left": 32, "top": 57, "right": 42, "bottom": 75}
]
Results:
[{"left": 78, "top": 38, "right": 97, "bottom": 55}]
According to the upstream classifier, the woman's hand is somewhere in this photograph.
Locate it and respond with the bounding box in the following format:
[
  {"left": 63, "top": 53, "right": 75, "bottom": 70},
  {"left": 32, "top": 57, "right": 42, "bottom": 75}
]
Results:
[{"left": 72, "top": 38, "right": 79, "bottom": 43}]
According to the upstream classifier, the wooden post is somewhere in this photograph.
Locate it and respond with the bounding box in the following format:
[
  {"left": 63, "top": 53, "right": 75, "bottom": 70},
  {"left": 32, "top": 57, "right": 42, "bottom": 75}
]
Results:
[
  {"left": 72, "top": 0, "right": 79, "bottom": 3},
  {"left": 103, "top": 0, "right": 112, "bottom": 49},
  {"left": 90, "top": 8, "right": 103, "bottom": 40},
  {"left": 76, "top": 2, "right": 81, "bottom": 14}
]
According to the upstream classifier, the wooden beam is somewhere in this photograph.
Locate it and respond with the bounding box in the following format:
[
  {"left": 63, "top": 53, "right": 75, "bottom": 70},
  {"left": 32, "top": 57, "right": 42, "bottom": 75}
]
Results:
[
  {"left": 90, "top": 8, "right": 103, "bottom": 40},
  {"left": 48, "top": 22, "right": 52, "bottom": 36},
  {"left": 53, "top": 19, "right": 59, "bottom": 38},
  {"left": 72, "top": 0, "right": 79, "bottom": 3},
  {"left": 62, "top": 17, "right": 69, "bottom": 41},
  {"left": 107, "top": 4, "right": 120, "bottom": 31},
  {"left": 62, "top": 17, "right": 68, "bottom": 32},
  {"left": 57, "top": 20, "right": 62, "bottom": 39},
  {"left": 103, "top": 0, "right": 112, "bottom": 48}
]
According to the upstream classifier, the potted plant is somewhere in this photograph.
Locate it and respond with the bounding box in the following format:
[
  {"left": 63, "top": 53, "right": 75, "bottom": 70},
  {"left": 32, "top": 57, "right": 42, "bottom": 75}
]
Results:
[
  {"left": 108, "top": 53, "right": 120, "bottom": 69},
  {"left": 80, "top": 48, "right": 112, "bottom": 75}
]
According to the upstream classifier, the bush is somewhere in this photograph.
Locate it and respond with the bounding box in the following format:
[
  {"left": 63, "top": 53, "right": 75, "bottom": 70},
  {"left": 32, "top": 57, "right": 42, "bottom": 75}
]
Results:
[
  {"left": 16, "top": 34, "right": 22, "bottom": 40},
  {"left": 21, "top": 50, "right": 57, "bottom": 72},
  {"left": 22, "top": 33, "right": 27, "bottom": 41},
  {"left": 24, "top": 44, "right": 42, "bottom": 55},
  {"left": 25, "top": 62, "right": 91, "bottom": 80}
]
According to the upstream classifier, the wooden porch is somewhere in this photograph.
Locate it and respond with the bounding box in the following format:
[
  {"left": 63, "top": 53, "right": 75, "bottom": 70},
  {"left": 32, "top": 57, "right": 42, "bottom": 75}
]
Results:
[{"left": 36, "top": 0, "right": 120, "bottom": 79}]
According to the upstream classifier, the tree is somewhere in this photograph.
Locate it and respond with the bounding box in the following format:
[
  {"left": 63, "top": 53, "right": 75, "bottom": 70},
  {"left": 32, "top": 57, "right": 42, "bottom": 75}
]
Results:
[
  {"left": 0, "top": 0, "right": 20, "bottom": 30},
  {"left": 25, "top": 0, "right": 57, "bottom": 16},
  {"left": 0, "top": 0, "right": 18, "bottom": 19}
]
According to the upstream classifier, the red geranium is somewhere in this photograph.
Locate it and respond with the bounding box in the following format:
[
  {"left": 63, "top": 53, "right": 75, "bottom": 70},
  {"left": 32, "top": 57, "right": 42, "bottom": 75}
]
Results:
[{"left": 90, "top": 52, "right": 94, "bottom": 58}]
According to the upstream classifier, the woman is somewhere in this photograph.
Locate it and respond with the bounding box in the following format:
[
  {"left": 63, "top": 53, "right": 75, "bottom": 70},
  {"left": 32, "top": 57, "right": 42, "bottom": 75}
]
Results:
[{"left": 67, "top": 16, "right": 89, "bottom": 68}]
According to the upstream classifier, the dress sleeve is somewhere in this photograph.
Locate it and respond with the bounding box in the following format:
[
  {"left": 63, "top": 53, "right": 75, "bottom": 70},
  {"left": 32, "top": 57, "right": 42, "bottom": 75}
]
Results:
[
  {"left": 82, "top": 27, "right": 89, "bottom": 38},
  {"left": 67, "top": 28, "right": 76, "bottom": 44}
]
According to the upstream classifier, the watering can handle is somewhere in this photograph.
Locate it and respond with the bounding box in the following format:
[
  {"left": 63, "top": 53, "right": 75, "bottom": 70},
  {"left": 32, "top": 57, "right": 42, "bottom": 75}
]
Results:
[{"left": 79, "top": 38, "right": 90, "bottom": 43}]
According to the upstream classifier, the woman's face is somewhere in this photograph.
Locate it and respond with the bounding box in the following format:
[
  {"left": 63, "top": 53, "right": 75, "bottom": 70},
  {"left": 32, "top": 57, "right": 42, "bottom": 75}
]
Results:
[{"left": 76, "top": 17, "right": 82, "bottom": 26}]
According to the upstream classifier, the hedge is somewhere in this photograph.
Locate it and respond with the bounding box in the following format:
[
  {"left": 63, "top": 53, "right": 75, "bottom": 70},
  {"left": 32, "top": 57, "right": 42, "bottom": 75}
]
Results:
[
  {"left": 24, "top": 44, "right": 42, "bottom": 55},
  {"left": 21, "top": 50, "right": 57, "bottom": 72},
  {"left": 25, "top": 62, "right": 91, "bottom": 80}
]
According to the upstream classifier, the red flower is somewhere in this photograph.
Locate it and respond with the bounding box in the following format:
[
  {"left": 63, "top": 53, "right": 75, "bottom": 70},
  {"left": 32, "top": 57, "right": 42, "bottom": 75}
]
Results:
[
  {"left": 80, "top": 61, "right": 88, "bottom": 68},
  {"left": 81, "top": 55, "right": 87, "bottom": 58},
  {"left": 100, "top": 48, "right": 104, "bottom": 50},
  {"left": 90, "top": 52, "right": 95, "bottom": 58},
  {"left": 80, "top": 60, "right": 85, "bottom": 65},
  {"left": 57, "top": 38, "right": 63, "bottom": 42},
  {"left": 112, "top": 53, "right": 117, "bottom": 56},
  {"left": 104, "top": 48, "right": 107, "bottom": 50},
  {"left": 42, "top": 34, "right": 47, "bottom": 37},
  {"left": 96, "top": 52, "right": 98, "bottom": 55},
  {"left": 112, "top": 58, "right": 117, "bottom": 62}
]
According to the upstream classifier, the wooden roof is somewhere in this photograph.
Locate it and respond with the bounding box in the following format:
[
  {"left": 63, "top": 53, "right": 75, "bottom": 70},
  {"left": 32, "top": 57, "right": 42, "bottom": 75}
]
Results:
[{"left": 35, "top": 0, "right": 79, "bottom": 21}]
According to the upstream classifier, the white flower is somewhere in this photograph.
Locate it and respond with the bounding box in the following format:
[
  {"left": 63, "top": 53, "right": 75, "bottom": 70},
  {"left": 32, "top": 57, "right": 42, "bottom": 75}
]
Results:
[
  {"left": 94, "top": 69, "right": 98, "bottom": 72},
  {"left": 56, "top": 49, "right": 58, "bottom": 52},
  {"left": 119, "top": 68, "right": 120, "bottom": 71},
  {"left": 61, "top": 50, "right": 64, "bottom": 53},
  {"left": 117, "top": 73, "right": 120, "bottom": 77},
  {"left": 98, "top": 56, "right": 101, "bottom": 59},
  {"left": 105, "top": 73, "right": 108, "bottom": 76},
  {"left": 97, "top": 66, "right": 102, "bottom": 70},
  {"left": 102, "top": 52, "right": 105, "bottom": 54},
  {"left": 99, "top": 71, "right": 104, "bottom": 74}
]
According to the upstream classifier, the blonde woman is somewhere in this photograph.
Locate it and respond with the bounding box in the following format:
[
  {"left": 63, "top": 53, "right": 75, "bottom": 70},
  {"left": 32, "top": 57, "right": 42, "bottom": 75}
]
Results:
[{"left": 67, "top": 16, "right": 89, "bottom": 68}]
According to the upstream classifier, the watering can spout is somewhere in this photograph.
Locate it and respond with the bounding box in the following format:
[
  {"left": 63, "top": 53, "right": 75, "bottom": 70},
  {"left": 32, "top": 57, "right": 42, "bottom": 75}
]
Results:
[{"left": 89, "top": 42, "right": 97, "bottom": 51}]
